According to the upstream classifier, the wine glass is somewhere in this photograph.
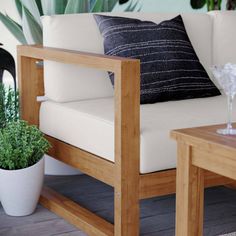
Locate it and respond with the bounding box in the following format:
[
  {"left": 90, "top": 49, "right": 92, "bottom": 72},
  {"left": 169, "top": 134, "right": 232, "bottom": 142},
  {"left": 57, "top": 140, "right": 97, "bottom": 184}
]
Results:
[{"left": 211, "top": 63, "right": 236, "bottom": 135}]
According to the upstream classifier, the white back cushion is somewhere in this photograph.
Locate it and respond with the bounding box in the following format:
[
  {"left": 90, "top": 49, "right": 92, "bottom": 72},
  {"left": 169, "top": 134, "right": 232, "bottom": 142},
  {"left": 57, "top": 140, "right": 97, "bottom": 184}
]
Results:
[
  {"left": 42, "top": 12, "right": 213, "bottom": 102},
  {"left": 209, "top": 11, "right": 236, "bottom": 66},
  {"left": 42, "top": 14, "right": 113, "bottom": 102}
]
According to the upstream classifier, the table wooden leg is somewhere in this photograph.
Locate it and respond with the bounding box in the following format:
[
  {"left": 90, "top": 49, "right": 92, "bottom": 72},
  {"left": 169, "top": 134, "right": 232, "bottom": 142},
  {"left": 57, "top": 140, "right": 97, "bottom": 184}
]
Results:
[{"left": 176, "top": 142, "right": 204, "bottom": 236}]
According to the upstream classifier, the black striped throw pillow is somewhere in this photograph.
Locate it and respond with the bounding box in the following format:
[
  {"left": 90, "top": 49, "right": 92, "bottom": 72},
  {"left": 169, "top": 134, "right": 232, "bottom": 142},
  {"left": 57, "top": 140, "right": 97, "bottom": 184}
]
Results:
[{"left": 93, "top": 14, "right": 220, "bottom": 104}]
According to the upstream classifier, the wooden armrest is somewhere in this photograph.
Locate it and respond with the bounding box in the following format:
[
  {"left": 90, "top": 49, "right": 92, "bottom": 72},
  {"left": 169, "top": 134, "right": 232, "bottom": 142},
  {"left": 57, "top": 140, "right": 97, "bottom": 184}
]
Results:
[
  {"left": 17, "top": 45, "right": 140, "bottom": 200},
  {"left": 17, "top": 45, "right": 138, "bottom": 73}
]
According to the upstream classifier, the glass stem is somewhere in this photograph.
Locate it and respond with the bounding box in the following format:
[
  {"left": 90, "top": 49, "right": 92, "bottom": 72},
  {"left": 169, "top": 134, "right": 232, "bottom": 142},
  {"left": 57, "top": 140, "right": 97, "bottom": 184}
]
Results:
[{"left": 227, "top": 94, "right": 234, "bottom": 131}]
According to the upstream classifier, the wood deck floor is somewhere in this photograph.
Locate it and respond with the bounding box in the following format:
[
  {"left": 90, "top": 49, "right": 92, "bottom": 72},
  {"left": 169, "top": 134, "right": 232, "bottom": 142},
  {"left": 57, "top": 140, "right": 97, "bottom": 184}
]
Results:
[{"left": 1, "top": 174, "right": 236, "bottom": 236}]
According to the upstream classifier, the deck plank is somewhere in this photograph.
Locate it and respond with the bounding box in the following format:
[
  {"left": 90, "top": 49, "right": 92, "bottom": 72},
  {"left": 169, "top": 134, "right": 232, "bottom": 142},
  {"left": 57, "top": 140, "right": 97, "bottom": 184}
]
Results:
[{"left": 0, "top": 174, "right": 236, "bottom": 236}]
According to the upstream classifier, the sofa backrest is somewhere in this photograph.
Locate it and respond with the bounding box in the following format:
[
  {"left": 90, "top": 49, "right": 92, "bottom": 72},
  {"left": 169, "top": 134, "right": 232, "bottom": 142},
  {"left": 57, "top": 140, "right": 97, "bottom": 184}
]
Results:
[
  {"left": 42, "top": 12, "right": 214, "bottom": 102},
  {"left": 209, "top": 11, "right": 236, "bottom": 66}
]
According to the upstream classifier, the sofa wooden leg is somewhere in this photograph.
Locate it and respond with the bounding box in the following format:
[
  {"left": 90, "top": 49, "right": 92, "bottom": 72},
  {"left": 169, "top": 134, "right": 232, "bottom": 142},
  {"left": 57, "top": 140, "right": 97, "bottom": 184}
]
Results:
[
  {"left": 114, "top": 185, "right": 140, "bottom": 236},
  {"left": 113, "top": 56, "right": 140, "bottom": 235}
]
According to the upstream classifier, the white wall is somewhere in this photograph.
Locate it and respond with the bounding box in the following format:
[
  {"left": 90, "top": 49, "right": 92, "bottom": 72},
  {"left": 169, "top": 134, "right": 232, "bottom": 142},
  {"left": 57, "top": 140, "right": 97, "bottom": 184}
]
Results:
[{"left": 0, "top": 0, "right": 20, "bottom": 58}]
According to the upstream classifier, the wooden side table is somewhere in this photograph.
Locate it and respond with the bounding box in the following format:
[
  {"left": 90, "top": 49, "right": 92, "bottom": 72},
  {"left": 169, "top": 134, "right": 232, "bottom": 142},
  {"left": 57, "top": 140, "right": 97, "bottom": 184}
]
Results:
[{"left": 171, "top": 124, "right": 236, "bottom": 236}]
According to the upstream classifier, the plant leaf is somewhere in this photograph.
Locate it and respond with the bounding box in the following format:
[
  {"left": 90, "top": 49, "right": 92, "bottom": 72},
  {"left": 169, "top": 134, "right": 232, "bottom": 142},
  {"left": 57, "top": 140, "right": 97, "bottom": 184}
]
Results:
[
  {"left": 54, "top": 0, "right": 68, "bottom": 14},
  {"left": 22, "top": 5, "right": 42, "bottom": 44},
  {"left": 226, "top": 0, "right": 236, "bottom": 10},
  {"left": 101, "top": 0, "right": 108, "bottom": 11},
  {"left": 0, "top": 12, "right": 27, "bottom": 44},
  {"left": 41, "top": 0, "right": 68, "bottom": 15},
  {"left": 41, "top": 0, "right": 55, "bottom": 15},
  {"left": 119, "top": 0, "right": 129, "bottom": 3},
  {"left": 109, "top": 0, "right": 118, "bottom": 10},
  {"left": 218, "top": 0, "right": 223, "bottom": 8},
  {"left": 124, "top": 0, "right": 140, "bottom": 11},
  {"left": 190, "top": 0, "right": 206, "bottom": 8},
  {"left": 65, "top": 0, "right": 89, "bottom": 13},
  {"left": 90, "top": 0, "right": 96, "bottom": 6},
  {"left": 91, "top": 0, "right": 104, "bottom": 12},
  {"left": 35, "top": 0, "right": 43, "bottom": 15},
  {"left": 15, "top": 0, "right": 22, "bottom": 18},
  {"left": 20, "top": 0, "right": 42, "bottom": 26}
]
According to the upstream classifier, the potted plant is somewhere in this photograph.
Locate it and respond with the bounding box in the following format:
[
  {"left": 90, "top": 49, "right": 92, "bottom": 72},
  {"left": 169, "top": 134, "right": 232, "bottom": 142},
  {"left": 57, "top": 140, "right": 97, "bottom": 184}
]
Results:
[
  {"left": 190, "top": 0, "right": 236, "bottom": 10},
  {"left": 0, "top": 85, "right": 50, "bottom": 216},
  {"left": 0, "top": 84, "right": 19, "bottom": 128}
]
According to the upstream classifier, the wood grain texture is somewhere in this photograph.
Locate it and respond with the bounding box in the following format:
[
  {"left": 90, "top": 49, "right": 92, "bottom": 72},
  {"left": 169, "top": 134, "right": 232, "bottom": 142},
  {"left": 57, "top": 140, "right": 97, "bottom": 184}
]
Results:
[
  {"left": 192, "top": 147, "right": 236, "bottom": 180},
  {"left": 172, "top": 124, "right": 236, "bottom": 236},
  {"left": 40, "top": 187, "right": 113, "bottom": 236},
  {"left": 17, "top": 56, "right": 44, "bottom": 126},
  {"left": 225, "top": 183, "right": 236, "bottom": 190},
  {"left": 139, "top": 170, "right": 177, "bottom": 199},
  {"left": 204, "top": 170, "right": 234, "bottom": 187},
  {"left": 46, "top": 135, "right": 114, "bottom": 186},
  {"left": 47, "top": 134, "right": 234, "bottom": 201},
  {"left": 171, "top": 124, "right": 236, "bottom": 159},
  {"left": 114, "top": 61, "right": 140, "bottom": 236},
  {"left": 139, "top": 169, "right": 232, "bottom": 199},
  {"left": 171, "top": 124, "right": 236, "bottom": 180},
  {"left": 17, "top": 45, "right": 138, "bottom": 73},
  {"left": 175, "top": 142, "right": 204, "bottom": 236}
]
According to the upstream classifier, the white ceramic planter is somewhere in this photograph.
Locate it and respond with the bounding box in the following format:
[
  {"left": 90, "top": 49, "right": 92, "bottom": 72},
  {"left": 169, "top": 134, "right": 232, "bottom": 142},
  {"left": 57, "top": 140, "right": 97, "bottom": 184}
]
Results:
[{"left": 0, "top": 157, "right": 45, "bottom": 216}]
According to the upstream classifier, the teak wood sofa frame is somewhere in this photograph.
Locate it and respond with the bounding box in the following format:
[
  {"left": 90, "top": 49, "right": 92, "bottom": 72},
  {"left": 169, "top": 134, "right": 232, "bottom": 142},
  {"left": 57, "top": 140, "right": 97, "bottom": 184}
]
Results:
[{"left": 18, "top": 45, "right": 234, "bottom": 236}]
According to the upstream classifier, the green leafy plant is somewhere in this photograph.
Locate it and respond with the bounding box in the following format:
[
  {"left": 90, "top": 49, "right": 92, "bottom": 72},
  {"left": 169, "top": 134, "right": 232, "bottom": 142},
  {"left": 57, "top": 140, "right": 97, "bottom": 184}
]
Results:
[
  {"left": 0, "top": 0, "right": 140, "bottom": 44},
  {"left": 0, "top": 120, "right": 50, "bottom": 170},
  {"left": 0, "top": 84, "right": 19, "bottom": 129},
  {"left": 191, "top": 0, "right": 236, "bottom": 10}
]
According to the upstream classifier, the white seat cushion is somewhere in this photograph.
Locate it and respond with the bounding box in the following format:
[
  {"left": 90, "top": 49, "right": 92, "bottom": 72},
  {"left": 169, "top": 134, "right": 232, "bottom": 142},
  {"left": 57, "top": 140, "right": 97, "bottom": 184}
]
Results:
[{"left": 40, "top": 95, "right": 234, "bottom": 174}]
